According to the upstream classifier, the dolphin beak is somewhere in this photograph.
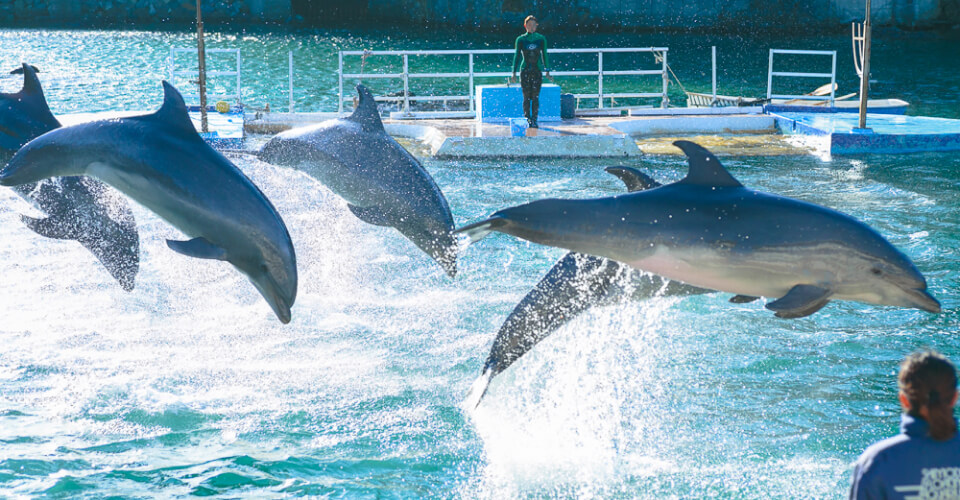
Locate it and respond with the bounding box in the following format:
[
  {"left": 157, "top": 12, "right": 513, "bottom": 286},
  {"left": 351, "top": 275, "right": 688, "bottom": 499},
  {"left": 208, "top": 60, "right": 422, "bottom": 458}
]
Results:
[
  {"left": 0, "top": 163, "right": 18, "bottom": 185},
  {"left": 249, "top": 272, "right": 295, "bottom": 324},
  {"left": 273, "top": 301, "right": 293, "bottom": 324},
  {"left": 907, "top": 288, "right": 941, "bottom": 314}
]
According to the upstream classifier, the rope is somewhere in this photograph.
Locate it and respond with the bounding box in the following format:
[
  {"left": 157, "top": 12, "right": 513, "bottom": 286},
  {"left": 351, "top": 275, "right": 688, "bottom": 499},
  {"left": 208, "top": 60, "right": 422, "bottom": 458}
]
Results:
[
  {"left": 653, "top": 51, "right": 688, "bottom": 96},
  {"left": 360, "top": 49, "right": 372, "bottom": 75}
]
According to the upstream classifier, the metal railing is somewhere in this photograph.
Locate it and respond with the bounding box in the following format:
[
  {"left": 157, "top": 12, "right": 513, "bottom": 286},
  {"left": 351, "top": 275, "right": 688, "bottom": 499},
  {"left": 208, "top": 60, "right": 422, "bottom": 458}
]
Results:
[
  {"left": 337, "top": 47, "right": 670, "bottom": 117},
  {"left": 168, "top": 48, "right": 242, "bottom": 105},
  {"left": 766, "top": 49, "right": 836, "bottom": 105}
]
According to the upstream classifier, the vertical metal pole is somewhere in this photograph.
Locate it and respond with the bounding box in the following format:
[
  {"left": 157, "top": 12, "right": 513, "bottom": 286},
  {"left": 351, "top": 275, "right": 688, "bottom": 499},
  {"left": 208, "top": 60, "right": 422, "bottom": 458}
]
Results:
[
  {"left": 236, "top": 50, "right": 241, "bottom": 107},
  {"left": 196, "top": 0, "right": 208, "bottom": 132},
  {"left": 597, "top": 52, "right": 603, "bottom": 109},
  {"left": 288, "top": 51, "right": 294, "bottom": 112},
  {"left": 338, "top": 51, "right": 344, "bottom": 115},
  {"left": 857, "top": 0, "right": 872, "bottom": 130},
  {"left": 711, "top": 46, "right": 717, "bottom": 105},
  {"left": 661, "top": 49, "right": 669, "bottom": 108},
  {"left": 767, "top": 49, "right": 774, "bottom": 99},
  {"left": 830, "top": 51, "right": 837, "bottom": 106},
  {"left": 403, "top": 54, "right": 410, "bottom": 115},
  {"left": 468, "top": 53, "right": 475, "bottom": 113}
]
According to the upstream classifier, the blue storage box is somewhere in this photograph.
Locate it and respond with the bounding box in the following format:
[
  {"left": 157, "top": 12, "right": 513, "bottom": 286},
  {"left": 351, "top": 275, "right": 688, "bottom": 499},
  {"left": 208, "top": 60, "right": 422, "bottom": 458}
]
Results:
[{"left": 476, "top": 83, "right": 561, "bottom": 123}]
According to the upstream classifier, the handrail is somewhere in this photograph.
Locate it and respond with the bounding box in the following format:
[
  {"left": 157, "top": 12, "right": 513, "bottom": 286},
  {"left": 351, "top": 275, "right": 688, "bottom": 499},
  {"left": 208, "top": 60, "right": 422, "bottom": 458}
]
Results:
[
  {"left": 168, "top": 47, "right": 242, "bottom": 106},
  {"left": 338, "top": 47, "right": 670, "bottom": 117},
  {"left": 766, "top": 49, "right": 836, "bottom": 105}
]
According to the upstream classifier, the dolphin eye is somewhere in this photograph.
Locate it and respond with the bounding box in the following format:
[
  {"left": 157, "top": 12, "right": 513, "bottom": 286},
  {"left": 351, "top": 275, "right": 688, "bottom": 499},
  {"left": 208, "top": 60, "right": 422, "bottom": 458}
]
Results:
[{"left": 871, "top": 267, "right": 883, "bottom": 276}]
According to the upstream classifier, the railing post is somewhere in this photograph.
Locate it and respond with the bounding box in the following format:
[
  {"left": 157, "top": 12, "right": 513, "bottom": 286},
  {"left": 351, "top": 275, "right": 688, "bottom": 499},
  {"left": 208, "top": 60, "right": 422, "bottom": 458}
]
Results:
[
  {"left": 711, "top": 46, "right": 717, "bottom": 106},
  {"left": 597, "top": 51, "right": 604, "bottom": 109},
  {"left": 338, "top": 51, "right": 344, "bottom": 115},
  {"left": 468, "top": 53, "right": 475, "bottom": 113},
  {"left": 661, "top": 49, "right": 669, "bottom": 108},
  {"left": 830, "top": 50, "right": 837, "bottom": 106},
  {"left": 403, "top": 53, "right": 410, "bottom": 115},
  {"left": 767, "top": 49, "right": 774, "bottom": 99},
  {"left": 288, "top": 51, "right": 294, "bottom": 112},
  {"left": 236, "top": 50, "right": 242, "bottom": 107}
]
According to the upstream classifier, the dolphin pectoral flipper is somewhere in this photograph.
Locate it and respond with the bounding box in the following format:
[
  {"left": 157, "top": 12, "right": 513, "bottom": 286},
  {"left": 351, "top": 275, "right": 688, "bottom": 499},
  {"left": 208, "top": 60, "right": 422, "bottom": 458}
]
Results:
[
  {"left": 166, "top": 237, "right": 229, "bottom": 261},
  {"left": 347, "top": 204, "right": 393, "bottom": 227},
  {"left": 730, "top": 294, "right": 760, "bottom": 304},
  {"left": 456, "top": 216, "right": 509, "bottom": 244},
  {"left": 766, "top": 284, "right": 832, "bottom": 318},
  {"left": 20, "top": 214, "right": 78, "bottom": 240}
]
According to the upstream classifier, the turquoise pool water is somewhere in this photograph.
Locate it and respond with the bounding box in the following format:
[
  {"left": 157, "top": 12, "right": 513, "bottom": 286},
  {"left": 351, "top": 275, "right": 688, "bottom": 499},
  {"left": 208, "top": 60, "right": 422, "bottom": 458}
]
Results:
[{"left": 1, "top": 27, "right": 959, "bottom": 498}]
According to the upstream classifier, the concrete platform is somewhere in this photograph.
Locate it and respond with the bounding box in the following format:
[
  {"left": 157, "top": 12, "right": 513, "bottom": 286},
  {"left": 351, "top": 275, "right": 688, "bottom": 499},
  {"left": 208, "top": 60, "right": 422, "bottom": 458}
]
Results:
[
  {"left": 245, "top": 112, "right": 784, "bottom": 159},
  {"left": 773, "top": 112, "right": 960, "bottom": 154},
  {"left": 384, "top": 118, "right": 638, "bottom": 158}
]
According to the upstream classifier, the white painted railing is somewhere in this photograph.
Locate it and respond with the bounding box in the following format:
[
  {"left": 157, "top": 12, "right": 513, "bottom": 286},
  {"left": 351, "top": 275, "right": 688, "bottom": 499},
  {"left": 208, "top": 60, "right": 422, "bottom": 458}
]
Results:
[
  {"left": 337, "top": 47, "right": 670, "bottom": 117},
  {"left": 168, "top": 48, "right": 242, "bottom": 105},
  {"left": 766, "top": 49, "right": 837, "bottom": 105}
]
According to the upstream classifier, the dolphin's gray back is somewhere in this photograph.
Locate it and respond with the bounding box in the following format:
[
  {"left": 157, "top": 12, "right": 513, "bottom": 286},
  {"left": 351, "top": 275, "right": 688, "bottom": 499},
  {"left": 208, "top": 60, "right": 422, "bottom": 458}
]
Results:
[
  {"left": 496, "top": 185, "right": 918, "bottom": 272},
  {"left": 259, "top": 104, "right": 458, "bottom": 276},
  {"left": 0, "top": 65, "right": 60, "bottom": 152},
  {"left": 87, "top": 119, "right": 289, "bottom": 248},
  {"left": 260, "top": 120, "right": 452, "bottom": 223}
]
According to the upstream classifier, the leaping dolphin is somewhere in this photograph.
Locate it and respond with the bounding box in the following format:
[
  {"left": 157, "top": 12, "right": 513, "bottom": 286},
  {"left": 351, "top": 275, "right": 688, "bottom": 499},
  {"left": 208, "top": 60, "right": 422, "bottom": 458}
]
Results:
[
  {"left": 0, "top": 63, "right": 139, "bottom": 291},
  {"left": 258, "top": 84, "right": 458, "bottom": 277},
  {"left": 0, "top": 81, "right": 297, "bottom": 323},
  {"left": 469, "top": 167, "right": 709, "bottom": 406},
  {"left": 458, "top": 141, "right": 940, "bottom": 319}
]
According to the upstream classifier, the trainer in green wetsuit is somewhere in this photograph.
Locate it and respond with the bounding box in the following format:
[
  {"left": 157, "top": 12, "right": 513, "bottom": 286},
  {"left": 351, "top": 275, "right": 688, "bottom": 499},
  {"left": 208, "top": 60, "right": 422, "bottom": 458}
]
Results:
[{"left": 511, "top": 15, "right": 550, "bottom": 128}]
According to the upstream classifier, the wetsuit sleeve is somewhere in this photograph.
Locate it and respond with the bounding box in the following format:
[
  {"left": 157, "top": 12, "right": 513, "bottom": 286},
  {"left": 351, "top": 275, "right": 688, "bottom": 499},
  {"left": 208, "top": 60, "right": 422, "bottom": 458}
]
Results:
[
  {"left": 513, "top": 36, "right": 522, "bottom": 73},
  {"left": 542, "top": 35, "right": 549, "bottom": 71}
]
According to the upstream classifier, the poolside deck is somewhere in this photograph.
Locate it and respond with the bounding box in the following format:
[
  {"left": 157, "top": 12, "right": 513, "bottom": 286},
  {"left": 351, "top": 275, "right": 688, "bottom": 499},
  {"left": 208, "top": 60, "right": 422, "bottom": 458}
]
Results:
[{"left": 246, "top": 112, "right": 776, "bottom": 159}]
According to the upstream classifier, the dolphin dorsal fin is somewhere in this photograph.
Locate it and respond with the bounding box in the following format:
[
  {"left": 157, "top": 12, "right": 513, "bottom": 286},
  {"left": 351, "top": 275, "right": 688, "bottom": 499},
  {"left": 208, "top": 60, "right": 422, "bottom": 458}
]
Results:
[
  {"left": 345, "top": 84, "right": 385, "bottom": 133},
  {"left": 18, "top": 63, "right": 43, "bottom": 97},
  {"left": 604, "top": 166, "right": 662, "bottom": 192},
  {"left": 673, "top": 140, "right": 742, "bottom": 188},
  {"left": 141, "top": 81, "right": 200, "bottom": 137},
  {"left": 3, "top": 63, "right": 61, "bottom": 129}
]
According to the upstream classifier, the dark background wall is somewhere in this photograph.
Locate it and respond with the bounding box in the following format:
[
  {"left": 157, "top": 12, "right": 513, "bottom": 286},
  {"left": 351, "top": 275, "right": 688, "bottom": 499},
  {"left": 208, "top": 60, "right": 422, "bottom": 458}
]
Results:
[{"left": 1, "top": 0, "right": 957, "bottom": 29}]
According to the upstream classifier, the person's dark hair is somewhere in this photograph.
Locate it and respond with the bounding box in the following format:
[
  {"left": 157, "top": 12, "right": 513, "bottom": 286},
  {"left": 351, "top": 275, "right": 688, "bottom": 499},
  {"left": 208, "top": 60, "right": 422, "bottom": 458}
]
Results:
[{"left": 899, "top": 350, "right": 958, "bottom": 441}]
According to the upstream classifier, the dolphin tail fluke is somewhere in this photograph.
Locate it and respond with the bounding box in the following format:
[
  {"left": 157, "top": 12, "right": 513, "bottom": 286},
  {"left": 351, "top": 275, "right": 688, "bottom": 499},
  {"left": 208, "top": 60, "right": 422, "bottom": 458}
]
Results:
[
  {"left": 456, "top": 216, "right": 508, "bottom": 244},
  {"left": 463, "top": 369, "right": 495, "bottom": 410},
  {"left": 20, "top": 214, "right": 77, "bottom": 240},
  {"left": 21, "top": 214, "right": 139, "bottom": 292}
]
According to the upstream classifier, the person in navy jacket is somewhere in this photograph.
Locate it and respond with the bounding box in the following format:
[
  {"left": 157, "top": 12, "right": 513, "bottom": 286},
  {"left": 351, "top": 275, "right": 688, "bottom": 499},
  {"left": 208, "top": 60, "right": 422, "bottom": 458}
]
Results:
[{"left": 850, "top": 351, "right": 960, "bottom": 499}]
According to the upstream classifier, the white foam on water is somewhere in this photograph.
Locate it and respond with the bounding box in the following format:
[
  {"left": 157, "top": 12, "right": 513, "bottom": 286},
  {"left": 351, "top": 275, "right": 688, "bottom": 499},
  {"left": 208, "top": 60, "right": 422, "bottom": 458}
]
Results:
[{"left": 466, "top": 297, "right": 683, "bottom": 497}]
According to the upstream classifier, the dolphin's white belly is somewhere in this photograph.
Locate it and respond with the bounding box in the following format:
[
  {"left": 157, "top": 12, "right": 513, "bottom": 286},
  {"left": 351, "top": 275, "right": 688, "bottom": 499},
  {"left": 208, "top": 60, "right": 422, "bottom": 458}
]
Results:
[
  {"left": 627, "top": 244, "right": 843, "bottom": 299},
  {"left": 88, "top": 161, "right": 208, "bottom": 237}
]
